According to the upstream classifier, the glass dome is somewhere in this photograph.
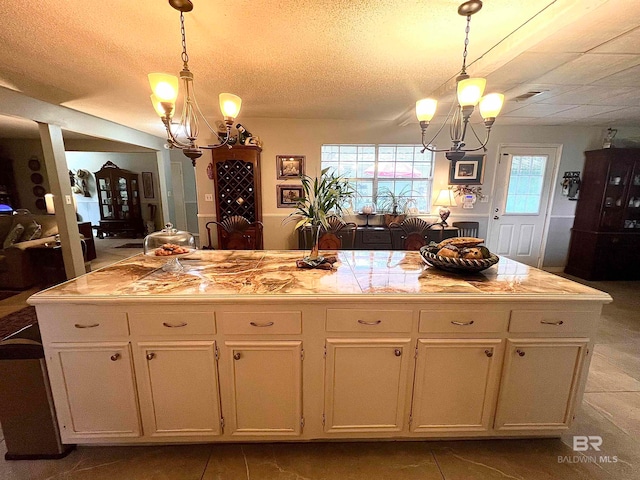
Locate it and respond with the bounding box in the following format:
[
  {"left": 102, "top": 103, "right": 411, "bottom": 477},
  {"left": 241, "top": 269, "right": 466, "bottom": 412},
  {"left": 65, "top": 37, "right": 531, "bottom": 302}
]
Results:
[{"left": 144, "top": 223, "right": 196, "bottom": 272}]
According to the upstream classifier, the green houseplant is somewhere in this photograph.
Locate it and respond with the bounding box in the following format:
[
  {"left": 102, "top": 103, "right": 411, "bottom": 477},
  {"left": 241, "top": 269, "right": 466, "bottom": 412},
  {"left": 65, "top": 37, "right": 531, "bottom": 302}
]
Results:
[
  {"left": 284, "top": 168, "right": 354, "bottom": 265},
  {"left": 376, "top": 187, "right": 417, "bottom": 225}
]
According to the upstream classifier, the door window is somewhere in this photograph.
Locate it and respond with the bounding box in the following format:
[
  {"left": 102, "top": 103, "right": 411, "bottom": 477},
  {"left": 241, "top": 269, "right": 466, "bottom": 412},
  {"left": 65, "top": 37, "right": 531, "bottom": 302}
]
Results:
[{"left": 505, "top": 155, "right": 548, "bottom": 214}]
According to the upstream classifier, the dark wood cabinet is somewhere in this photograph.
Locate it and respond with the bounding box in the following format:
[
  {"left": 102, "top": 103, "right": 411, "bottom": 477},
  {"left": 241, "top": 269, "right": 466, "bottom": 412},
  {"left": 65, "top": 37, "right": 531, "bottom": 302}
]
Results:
[
  {"left": 565, "top": 148, "right": 640, "bottom": 280},
  {"left": 211, "top": 146, "right": 263, "bottom": 248},
  {"left": 94, "top": 161, "right": 144, "bottom": 238}
]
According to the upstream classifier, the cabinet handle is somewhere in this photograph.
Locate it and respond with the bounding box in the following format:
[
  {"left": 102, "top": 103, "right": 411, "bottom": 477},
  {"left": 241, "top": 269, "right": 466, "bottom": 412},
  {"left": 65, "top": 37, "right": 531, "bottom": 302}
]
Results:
[
  {"left": 485, "top": 349, "right": 493, "bottom": 358},
  {"left": 516, "top": 349, "right": 525, "bottom": 357},
  {"left": 146, "top": 353, "right": 155, "bottom": 360},
  {"left": 540, "top": 320, "right": 564, "bottom": 326},
  {"left": 394, "top": 348, "right": 402, "bottom": 357},
  {"left": 249, "top": 321, "right": 275, "bottom": 327},
  {"left": 357, "top": 319, "right": 382, "bottom": 326},
  {"left": 74, "top": 323, "right": 100, "bottom": 329},
  {"left": 162, "top": 322, "right": 188, "bottom": 328},
  {"left": 110, "top": 353, "right": 120, "bottom": 361},
  {"left": 234, "top": 352, "right": 241, "bottom": 360},
  {"left": 451, "top": 320, "right": 474, "bottom": 326}
]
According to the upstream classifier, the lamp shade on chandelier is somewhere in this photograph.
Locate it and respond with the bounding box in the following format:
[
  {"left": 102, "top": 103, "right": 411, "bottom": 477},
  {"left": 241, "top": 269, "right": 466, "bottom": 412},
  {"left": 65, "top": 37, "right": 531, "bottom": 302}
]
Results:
[
  {"left": 148, "top": 0, "right": 242, "bottom": 166},
  {"left": 416, "top": 0, "right": 504, "bottom": 163}
]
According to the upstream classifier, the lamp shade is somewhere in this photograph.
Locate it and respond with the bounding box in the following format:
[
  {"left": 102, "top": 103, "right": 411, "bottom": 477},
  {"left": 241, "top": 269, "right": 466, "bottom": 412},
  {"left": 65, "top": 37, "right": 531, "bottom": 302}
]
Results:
[
  {"left": 479, "top": 93, "right": 504, "bottom": 119},
  {"left": 148, "top": 73, "right": 179, "bottom": 103},
  {"left": 219, "top": 93, "right": 242, "bottom": 120},
  {"left": 44, "top": 193, "right": 55, "bottom": 214},
  {"left": 434, "top": 189, "right": 457, "bottom": 207},
  {"left": 457, "top": 77, "right": 486, "bottom": 107},
  {"left": 150, "top": 94, "right": 175, "bottom": 118},
  {"left": 416, "top": 98, "right": 438, "bottom": 122}
]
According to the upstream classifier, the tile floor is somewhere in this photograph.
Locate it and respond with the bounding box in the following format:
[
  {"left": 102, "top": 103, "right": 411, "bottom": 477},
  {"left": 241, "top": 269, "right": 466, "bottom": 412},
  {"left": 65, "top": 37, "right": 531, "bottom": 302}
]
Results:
[{"left": 0, "top": 246, "right": 638, "bottom": 479}]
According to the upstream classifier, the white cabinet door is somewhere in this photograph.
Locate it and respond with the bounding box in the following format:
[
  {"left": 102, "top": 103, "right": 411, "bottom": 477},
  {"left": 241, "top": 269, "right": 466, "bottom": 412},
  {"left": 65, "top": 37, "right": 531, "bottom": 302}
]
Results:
[
  {"left": 49, "top": 342, "right": 140, "bottom": 439},
  {"left": 411, "top": 339, "right": 503, "bottom": 433},
  {"left": 136, "top": 341, "right": 221, "bottom": 437},
  {"left": 223, "top": 341, "right": 303, "bottom": 436},
  {"left": 324, "top": 338, "right": 412, "bottom": 433},
  {"left": 494, "top": 339, "right": 588, "bottom": 431}
]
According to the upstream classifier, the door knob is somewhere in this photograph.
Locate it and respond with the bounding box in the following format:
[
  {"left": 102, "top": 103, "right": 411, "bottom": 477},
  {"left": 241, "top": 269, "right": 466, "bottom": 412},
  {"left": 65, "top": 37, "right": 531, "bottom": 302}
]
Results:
[{"left": 493, "top": 216, "right": 499, "bottom": 220}]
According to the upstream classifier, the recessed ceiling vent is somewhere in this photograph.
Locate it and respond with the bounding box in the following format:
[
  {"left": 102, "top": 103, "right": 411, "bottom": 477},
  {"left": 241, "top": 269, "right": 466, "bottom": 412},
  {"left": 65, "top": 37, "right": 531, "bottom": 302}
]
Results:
[{"left": 514, "top": 91, "right": 546, "bottom": 102}]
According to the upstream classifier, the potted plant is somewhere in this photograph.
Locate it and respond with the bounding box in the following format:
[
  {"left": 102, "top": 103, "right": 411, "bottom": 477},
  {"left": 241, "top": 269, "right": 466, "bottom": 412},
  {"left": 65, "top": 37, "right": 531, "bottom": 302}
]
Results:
[
  {"left": 376, "top": 187, "right": 417, "bottom": 226},
  {"left": 284, "top": 168, "right": 353, "bottom": 266}
]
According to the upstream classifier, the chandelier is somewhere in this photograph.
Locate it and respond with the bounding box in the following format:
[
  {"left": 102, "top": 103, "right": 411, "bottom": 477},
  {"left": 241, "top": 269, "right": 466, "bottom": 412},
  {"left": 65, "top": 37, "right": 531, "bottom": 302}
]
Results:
[
  {"left": 148, "top": 0, "right": 242, "bottom": 166},
  {"left": 415, "top": 0, "right": 504, "bottom": 163}
]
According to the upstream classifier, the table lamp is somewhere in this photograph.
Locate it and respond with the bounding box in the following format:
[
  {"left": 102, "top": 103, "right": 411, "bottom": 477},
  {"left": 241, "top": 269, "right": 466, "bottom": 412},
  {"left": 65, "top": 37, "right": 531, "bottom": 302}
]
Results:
[{"left": 433, "top": 189, "right": 457, "bottom": 226}]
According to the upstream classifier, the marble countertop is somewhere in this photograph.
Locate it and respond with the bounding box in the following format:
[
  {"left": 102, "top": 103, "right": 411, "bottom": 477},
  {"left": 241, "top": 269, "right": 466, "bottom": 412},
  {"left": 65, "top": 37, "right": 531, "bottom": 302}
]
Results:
[{"left": 28, "top": 250, "right": 612, "bottom": 304}]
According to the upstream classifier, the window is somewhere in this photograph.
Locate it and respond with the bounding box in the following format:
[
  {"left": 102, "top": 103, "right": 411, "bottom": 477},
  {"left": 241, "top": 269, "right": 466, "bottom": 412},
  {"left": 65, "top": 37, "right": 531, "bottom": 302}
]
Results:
[
  {"left": 505, "top": 155, "right": 548, "bottom": 214},
  {"left": 320, "top": 145, "right": 434, "bottom": 213}
]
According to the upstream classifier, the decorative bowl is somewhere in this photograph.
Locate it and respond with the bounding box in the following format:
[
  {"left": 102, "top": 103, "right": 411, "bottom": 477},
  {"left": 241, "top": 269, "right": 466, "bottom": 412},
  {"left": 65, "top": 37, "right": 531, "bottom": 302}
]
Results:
[{"left": 420, "top": 249, "right": 499, "bottom": 273}]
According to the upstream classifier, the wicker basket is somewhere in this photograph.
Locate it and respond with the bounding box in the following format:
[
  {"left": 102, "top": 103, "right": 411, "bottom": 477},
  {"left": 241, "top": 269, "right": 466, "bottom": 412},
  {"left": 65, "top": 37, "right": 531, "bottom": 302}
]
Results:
[{"left": 420, "top": 250, "right": 499, "bottom": 273}]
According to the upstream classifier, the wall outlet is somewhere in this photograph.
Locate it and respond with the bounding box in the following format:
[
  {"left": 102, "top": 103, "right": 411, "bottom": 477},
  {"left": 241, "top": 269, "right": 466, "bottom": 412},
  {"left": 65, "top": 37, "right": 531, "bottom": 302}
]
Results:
[
  {"left": 480, "top": 196, "right": 489, "bottom": 203},
  {"left": 65, "top": 195, "right": 72, "bottom": 205},
  {"left": 204, "top": 194, "right": 213, "bottom": 202}
]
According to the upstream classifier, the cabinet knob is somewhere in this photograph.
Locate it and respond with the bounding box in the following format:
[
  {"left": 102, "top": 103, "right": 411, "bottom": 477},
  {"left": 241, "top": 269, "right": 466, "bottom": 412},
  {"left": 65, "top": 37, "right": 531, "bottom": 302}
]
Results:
[
  {"left": 234, "top": 352, "right": 241, "bottom": 360},
  {"left": 110, "top": 353, "right": 121, "bottom": 361},
  {"left": 516, "top": 349, "right": 525, "bottom": 357},
  {"left": 146, "top": 353, "right": 155, "bottom": 361},
  {"left": 394, "top": 348, "right": 402, "bottom": 357},
  {"left": 484, "top": 349, "right": 493, "bottom": 358}
]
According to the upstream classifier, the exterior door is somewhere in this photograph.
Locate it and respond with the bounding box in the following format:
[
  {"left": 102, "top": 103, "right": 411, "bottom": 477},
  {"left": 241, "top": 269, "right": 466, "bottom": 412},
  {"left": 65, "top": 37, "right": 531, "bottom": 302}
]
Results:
[{"left": 487, "top": 146, "right": 561, "bottom": 267}]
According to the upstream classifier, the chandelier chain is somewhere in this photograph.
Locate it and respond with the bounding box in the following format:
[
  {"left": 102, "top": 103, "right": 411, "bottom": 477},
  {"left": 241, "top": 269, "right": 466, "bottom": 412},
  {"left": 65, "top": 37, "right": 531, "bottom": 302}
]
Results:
[
  {"left": 180, "top": 12, "right": 189, "bottom": 67},
  {"left": 460, "top": 15, "right": 471, "bottom": 75}
]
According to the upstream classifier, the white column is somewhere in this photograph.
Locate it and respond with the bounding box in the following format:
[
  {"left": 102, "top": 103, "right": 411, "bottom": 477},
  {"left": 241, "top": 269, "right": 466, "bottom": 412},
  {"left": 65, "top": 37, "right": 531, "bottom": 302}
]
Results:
[{"left": 38, "top": 123, "right": 86, "bottom": 279}]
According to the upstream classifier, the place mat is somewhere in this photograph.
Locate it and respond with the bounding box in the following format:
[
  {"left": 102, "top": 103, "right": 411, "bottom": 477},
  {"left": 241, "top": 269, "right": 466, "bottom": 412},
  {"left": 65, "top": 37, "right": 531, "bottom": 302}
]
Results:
[
  {"left": 0, "top": 306, "right": 37, "bottom": 340},
  {"left": 115, "top": 243, "right": 144, "bottom": 249},
  {"left": 0, "top": 290, "right": 22, "bottom": 302}
]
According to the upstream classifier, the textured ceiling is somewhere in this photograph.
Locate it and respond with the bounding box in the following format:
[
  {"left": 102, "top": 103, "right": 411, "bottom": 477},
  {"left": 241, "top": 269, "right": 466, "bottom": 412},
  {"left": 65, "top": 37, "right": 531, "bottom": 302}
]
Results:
[{"left": 0, "top": 0, "right": 639, "bottom": 139}]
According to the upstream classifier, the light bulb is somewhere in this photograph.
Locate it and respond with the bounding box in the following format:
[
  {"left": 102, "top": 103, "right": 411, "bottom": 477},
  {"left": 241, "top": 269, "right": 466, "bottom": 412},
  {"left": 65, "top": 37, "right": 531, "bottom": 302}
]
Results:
[
  {"left": 148, "top": 73, "right": 179, "bottom": 103},
  {"left": 416, "top": 98, "right": 438, "bottom": 122},
  {"left": 457, "top": 78, "right": 486, "bottom": 107},
  {"left": 479, "top": 93, "right": 504, "bottom": 119},
  {"left": 219, "top": 93, "right": 242, "bottom": 120}
]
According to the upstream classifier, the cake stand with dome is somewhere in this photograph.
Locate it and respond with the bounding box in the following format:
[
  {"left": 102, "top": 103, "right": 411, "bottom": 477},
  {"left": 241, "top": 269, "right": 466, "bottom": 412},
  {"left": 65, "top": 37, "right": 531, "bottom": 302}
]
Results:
[{"left": 143, "top": 223, "right": 196, "bottom": 272}]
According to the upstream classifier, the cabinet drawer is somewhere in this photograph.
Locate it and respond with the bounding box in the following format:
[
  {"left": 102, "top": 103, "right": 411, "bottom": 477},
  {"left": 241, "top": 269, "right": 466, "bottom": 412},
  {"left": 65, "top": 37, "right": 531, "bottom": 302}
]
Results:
[
  {"left": 509, "top": 310, "right": 599, "bottom": 334},
  {"left": 129, "top": 312, "right": 215, "bottom": 336},
  {"left": 326, "top": 309, "right": 412, "bottom": 333},
  {"left": 219, "top": 311, "right": 302, "bottom": 335},
  {"left": 419, "top": 309, "right": 509, "bottom": 333},
  {"left": 40, "top": 312, "right": 129, "bottom": 341},
  {"left": 362, "top": 230, "right": 391, "bottom": 244}
]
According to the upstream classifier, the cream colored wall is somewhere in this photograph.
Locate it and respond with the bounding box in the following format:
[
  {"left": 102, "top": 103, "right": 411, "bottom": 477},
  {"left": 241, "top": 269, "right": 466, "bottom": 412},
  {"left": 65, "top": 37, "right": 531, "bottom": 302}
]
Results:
[{"left": 192, "top": 118, "right": 637, "bottom": 266}]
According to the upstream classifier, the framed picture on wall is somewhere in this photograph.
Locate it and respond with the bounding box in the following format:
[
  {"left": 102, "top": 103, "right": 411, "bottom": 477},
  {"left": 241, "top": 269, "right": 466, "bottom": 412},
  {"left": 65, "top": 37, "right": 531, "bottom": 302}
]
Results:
[
  {"left": 276, "top": 185, "right": 304, "bottom": 208},
  {"left": 142, "top": 172, "right": 154, "bottom": 198},
  {"left": 448, "top": 155, "right": 485, "bottom": 185},
  {"left": 276, "top": 155, "right": 305, "bottom": 179}
]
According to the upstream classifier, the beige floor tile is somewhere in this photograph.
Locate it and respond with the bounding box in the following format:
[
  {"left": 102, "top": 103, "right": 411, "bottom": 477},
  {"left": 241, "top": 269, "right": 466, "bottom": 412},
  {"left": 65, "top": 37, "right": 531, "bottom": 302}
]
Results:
[
  {"left": 0, "top": 443, "right": 213, "bottom": 480},
  {"left": 586, "top": 351, "right": 640, "bottom": 393},
  {"left": 564, "top": 401, "right": 640, "bottom": 480},
  {"left": 593, "top": 343, "right": 640, "bottom": 381},
  {"left": 584, "top": 392, "right": 640, "bottom": 441},
  {"left": 431, "top": 438, "right": 612, "bottom": 480},
  {"left": 202, "top": 442, "right": 444, "bottom": 480}
]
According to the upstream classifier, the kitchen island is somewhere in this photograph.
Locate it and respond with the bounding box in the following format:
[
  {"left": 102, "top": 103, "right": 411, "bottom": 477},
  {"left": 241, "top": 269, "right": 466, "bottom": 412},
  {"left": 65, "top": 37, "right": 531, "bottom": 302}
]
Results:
[{"left": 28, "top": 250, "right": 611, "bottom": 444}]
